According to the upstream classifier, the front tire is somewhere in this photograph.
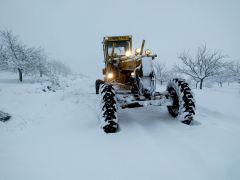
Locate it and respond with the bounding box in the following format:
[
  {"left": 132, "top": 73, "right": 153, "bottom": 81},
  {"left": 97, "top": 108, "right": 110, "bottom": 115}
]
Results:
[
  {"left": 167, "top": 79, "right": 195, "bottom": 125},
  {"left": 100, "top": 84, "right": 118, "bottom": 133}
]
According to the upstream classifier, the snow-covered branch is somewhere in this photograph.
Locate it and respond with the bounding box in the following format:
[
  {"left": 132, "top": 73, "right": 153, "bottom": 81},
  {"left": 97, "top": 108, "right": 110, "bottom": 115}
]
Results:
[
  {"left": 0, "top": 29, "right": 71, "bottom": 83},
  {"left": 175, "top": 44, "right": 227, "bottom": 89}
]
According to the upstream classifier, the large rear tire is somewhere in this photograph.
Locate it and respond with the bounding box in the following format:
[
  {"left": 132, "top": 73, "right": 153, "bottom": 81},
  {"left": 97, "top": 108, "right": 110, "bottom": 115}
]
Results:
[
  {"left": 100, "top": 84, "right": 118, "bottom": 133},
  {"left": 167, "top": 79, "right": 195, "bottom": 125}
]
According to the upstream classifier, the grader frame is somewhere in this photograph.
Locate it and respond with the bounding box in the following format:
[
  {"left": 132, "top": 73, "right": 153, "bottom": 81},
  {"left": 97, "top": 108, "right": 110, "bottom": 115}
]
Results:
[{"left": 96, "top": 35, "right": 195, "bottom": 133}]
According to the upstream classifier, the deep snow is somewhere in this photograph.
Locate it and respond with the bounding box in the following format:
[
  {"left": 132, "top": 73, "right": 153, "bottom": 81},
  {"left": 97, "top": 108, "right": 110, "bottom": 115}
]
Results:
[{"left": 0, "top": 72, "right": 240, "bottom": 180}]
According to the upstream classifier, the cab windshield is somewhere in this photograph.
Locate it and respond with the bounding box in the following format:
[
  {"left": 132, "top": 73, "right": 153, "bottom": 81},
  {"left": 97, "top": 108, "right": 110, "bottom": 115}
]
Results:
[{"left": 107, "top": 41, "right": 130, "bottom": 56}]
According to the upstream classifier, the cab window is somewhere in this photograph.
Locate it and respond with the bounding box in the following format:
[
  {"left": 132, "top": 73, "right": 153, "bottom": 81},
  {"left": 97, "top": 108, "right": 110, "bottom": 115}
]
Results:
[{"left": 107, "top": 41, "right": 130, "bottom": 57}]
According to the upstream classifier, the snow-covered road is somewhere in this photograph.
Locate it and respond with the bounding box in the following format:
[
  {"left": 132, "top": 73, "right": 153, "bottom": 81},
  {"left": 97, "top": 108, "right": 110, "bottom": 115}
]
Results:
[{"left": 0, "top": 73, "right": 240, "bottom": 180}]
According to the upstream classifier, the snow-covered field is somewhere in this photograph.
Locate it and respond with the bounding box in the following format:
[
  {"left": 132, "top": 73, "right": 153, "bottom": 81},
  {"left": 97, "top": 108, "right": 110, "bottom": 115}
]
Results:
[{"left": 0, "top": 72, "right": 240, "bottom": 180}]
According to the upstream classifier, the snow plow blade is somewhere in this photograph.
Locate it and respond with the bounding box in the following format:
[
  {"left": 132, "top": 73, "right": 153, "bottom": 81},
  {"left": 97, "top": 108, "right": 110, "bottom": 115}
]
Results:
[{"left": 121, "top": 102, "right": 143, "bottom": 109}]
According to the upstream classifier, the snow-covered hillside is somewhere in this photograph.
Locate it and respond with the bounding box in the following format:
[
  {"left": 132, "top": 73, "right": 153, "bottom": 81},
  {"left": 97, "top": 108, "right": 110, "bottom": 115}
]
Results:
[{"left": 0, "top": 72, "right": 240, "bottom": 180}]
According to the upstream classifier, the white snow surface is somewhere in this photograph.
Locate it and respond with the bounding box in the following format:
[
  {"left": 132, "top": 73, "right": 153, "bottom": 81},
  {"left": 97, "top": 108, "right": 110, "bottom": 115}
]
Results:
[{"left": 0, "top": 72, "right": 240, "bottom": 180}]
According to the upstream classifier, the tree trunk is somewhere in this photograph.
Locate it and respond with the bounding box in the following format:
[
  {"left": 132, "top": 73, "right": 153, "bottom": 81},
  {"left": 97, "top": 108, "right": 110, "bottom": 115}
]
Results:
[
  {"left": 196, "top": 81, "right": 199, "bottom": 89},
  {"left": 18, "top": 68, "right": 23, "bottom": 82},
  {"left": 200, "top": 79, "right": 203, "bottom": 89}
]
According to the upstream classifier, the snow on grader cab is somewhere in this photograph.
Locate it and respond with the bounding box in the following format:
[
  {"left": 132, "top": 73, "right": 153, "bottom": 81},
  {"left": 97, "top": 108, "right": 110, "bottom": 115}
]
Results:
[{"left": 95, "top": 35, "right": 195, "bottom": 133}]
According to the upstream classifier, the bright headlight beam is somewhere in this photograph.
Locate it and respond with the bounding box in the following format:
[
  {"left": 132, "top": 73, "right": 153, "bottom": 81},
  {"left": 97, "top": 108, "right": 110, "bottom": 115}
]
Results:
[
  {"left": 107, "top": 73, "right": 114, "bottom": 79},
  {"left": 125, "top": 50, "right": 131, "bottom": 57},
  {"left": 135, "top": 48, "right": 141, "bottom": 54},
  {"left": 145, "top": 49, "right": 151, "bottom": 55}
]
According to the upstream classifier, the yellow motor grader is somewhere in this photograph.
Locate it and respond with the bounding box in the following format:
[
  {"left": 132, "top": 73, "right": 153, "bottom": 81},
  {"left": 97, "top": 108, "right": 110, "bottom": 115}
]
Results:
[{"left": 96, "top": 35, "right": 195, "bottom": 133}]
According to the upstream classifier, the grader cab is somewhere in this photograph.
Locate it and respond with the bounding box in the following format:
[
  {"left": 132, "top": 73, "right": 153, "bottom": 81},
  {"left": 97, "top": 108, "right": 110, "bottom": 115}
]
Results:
[
  {"left": 102, "top": 35, "right": 139, "bottom": 84},
  {"left": 96, "top": 35, "right": 195, "bottom": 133}
]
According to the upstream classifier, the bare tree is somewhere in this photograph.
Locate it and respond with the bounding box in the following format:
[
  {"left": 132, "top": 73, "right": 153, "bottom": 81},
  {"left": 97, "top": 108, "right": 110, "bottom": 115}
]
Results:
[
  {"left": 48, "top": 60, "right": 72, "bottom": 76},
  {"left": 153, "top": 61, "right": 170, "bottom": 85},
  {"left": 0, "top": 30, "right": 28, "bottom": 81},
  {"left": 1, "top": 29, "right": 71, "bottom": 84},
  {"left": 24, "top": 47, "right": 48, "bottom": 77},
  {"left": 0, "top": 30, "right": 48, "bottom": 81},
  {"left": 213, "top": 62, "right": 233, "bottom": 87},
  {"left": 0, "top": 44, "right": 10, "bottom": 70},
  {"left": 35, "top": 48, "right": 48, "bottom": 77},
  {"left": 175, "top": 45, "right": 227, "bottom": 89},
  {"left": 229, "top": 60, "right": 240, "bottom": 84}
]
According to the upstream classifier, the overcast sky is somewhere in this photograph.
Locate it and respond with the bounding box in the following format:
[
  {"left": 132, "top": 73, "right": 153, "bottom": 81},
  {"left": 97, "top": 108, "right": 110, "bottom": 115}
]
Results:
[{"left": 1, "top": 0, "right": 240, "bottom": 78}]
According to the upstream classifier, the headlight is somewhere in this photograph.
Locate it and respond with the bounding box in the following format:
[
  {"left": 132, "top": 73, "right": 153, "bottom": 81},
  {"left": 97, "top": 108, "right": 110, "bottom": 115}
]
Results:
[
  {"left": 135, "top": 48, "right": 141, "bottom": 54},
  {"left": 145, "top": 49, "right": 151, "bottom": 55},
  {"left": 107, "top": 73, "right": 114, "bottom": 79},
  {"left": 131, "top": 72, "right": 135, "bottom": 77},
  {"left": 125, "top": 50, "right": 131, "bottom": 57}
]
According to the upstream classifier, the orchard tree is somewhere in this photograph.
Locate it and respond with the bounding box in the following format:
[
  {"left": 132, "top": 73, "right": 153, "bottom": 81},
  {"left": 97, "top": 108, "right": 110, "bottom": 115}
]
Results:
[
  {"left": 35, "top": 48, "right": 48, "bottom": 77},
  {"left": 153, "top": 61, "right": 170, "bottom": 85},
  {"left": 0, "top": 30, "right": 28, "bottom": 81},
  {"left": 0, "top": 44, "right": 10, "bottom": 70},
  {"left": 213, "top": 63, "right": 233, "bottom": 87},
  {"left": 0, "top": 29, "right": 71, "bottom": 84},
  {"left": 25, "top": 47, "right": 48, "bottom": 77},
  {"left": 230, "top": 60, "right": 240, "bottom": 84},
  {"left": 48, "top": 60, "right": 72, "bottom": 76},
  {"left": 175, "top": 44, "right": 227, "bottom": 89},
  {"left": 0, "top": 30, "right": 49, "bottom": 81}
]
